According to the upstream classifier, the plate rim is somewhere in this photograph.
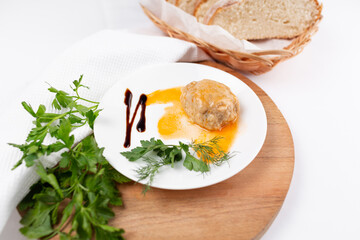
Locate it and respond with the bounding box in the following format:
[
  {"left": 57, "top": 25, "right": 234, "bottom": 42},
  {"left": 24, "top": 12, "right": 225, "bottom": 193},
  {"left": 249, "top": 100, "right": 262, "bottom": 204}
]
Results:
[{"left": 94, "top": 62, "right": 268, "bottom": 190}]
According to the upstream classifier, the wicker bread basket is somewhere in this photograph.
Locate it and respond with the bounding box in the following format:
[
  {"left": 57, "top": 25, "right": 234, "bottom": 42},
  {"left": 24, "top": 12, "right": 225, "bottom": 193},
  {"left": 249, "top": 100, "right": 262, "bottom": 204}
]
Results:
[{"left": 142, "top": 4, "right": 323, "bottom": 75}]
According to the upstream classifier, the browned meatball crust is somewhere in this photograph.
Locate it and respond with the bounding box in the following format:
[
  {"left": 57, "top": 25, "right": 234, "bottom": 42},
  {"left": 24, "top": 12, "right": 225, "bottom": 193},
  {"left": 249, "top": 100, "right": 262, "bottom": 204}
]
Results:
[{"left": 180, "top": 79, "right": 239, "bottom": 130}]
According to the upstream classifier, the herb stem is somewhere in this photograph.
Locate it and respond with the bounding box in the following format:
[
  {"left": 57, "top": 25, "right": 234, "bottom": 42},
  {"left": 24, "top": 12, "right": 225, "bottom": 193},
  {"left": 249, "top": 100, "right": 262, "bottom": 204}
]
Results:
[
  {"left": 12, "top": 76, "right": 128, "bottom": 239},
  {"left": 74, "top": 96, "right": 100, "bottom": 105},
  {"left": 121, "top": 137, "right": 234, "bottom": 194}
]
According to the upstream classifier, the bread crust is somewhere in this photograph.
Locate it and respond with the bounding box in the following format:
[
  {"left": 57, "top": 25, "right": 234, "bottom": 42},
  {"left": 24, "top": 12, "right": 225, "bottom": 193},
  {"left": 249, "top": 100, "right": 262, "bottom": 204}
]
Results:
[
  {"left": 193, "top": 0, "right": 207, "bottom": 17},
  {"left": 176, "top": 0, "right": 203, "bottom": 15},
  {"left": 193, "top": 0, "right": 205, "bottom": 15},
  {"left": 207, "top": 0, "right": 322, "bottom": 40},
  {"left": 166, "top": 0, "right": 177, "bottom": 5},
  {"left": 200, "top": 0, "right": 239, "bottom": 23}
]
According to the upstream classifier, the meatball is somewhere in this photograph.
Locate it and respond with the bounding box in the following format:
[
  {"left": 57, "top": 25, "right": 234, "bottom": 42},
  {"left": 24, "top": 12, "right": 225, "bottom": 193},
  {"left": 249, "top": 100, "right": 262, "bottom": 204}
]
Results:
[{"left": 180, "top": 79, "right": 239, "bottom": 130}]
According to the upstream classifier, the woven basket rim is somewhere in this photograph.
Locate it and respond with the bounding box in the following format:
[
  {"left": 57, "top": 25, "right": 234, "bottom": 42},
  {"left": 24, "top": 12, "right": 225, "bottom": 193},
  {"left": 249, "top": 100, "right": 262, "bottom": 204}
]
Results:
[{"left": 141, "top": 2, "right": 322, "bottom": 74}]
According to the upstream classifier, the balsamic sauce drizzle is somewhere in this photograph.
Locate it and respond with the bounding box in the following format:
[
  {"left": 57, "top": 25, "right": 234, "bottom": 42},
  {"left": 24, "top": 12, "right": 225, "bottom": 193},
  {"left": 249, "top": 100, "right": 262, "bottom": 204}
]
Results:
[{"left": 124, "top": 89, "right": 147, "bottom": 148}]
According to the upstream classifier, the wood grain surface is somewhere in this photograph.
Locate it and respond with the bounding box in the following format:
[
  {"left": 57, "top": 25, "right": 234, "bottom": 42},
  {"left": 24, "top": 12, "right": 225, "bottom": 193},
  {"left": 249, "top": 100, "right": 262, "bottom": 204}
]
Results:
[{"left": 109, "top": 62, "right": 295, "bottom": 240}]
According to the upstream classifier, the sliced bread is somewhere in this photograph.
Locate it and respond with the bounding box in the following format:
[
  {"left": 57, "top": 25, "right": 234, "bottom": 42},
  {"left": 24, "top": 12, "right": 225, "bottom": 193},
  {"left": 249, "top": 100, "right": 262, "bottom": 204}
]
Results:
[
  {"left": 166, "top": 0, "right": 177, "bottom": 5},
  {"left": 176, "top": 0, "right": 202, "bottom": 15},
  {"left": 195, "top": 0, "right": 239, "bottom": 22},
  {"left": 194, "top": 0, "right": 218, "bottom": 22},
  {"left": 204, "top": 0, "right": 321, "bottom": 40}
]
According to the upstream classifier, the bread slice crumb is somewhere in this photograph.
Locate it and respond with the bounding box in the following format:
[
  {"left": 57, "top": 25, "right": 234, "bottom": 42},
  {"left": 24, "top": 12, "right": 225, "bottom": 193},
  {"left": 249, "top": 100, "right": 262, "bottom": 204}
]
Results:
[
  {"left": 194, "top": 0, "right": 220, "bottom": 22},
  {"left": 166, "top": 0, "right": 177, "bottom": 5},
  {"left": 207, "top": 0, "right": 321, "bottom": 40},
  {"left": 176, "top": 0, "right": 201, "bottom": 15}
]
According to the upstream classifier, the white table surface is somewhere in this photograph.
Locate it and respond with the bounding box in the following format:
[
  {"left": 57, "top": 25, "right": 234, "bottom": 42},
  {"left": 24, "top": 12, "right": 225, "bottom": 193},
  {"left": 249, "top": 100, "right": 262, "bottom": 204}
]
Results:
[{"left": 1, "top": 0, "right": 359, "bottom": 239}]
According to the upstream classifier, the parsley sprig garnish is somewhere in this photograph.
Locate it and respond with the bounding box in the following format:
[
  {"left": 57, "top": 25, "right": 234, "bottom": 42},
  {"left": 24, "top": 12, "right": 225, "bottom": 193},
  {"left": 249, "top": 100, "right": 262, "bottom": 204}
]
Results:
[
  {"left": 11, "top": 76, "right": 131, "bottom": 240},
  {"left": 121, "top": 136, "right": 234, "bottom": 194}
]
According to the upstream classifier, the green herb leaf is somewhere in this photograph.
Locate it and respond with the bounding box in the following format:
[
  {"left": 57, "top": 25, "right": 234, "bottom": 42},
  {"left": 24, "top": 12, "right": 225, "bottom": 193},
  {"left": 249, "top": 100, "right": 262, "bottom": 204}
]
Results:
[
  {"left": 75, "top": 104, "right": 90, "bottom": 115},
  {"left": 183, "top": 152, "right": 209, "bottom": 172},
  {"left": 20, "top": 201, "right": 57, "bottom": 238},
  {"left": 85, "top": 110, "right": 98, "bottom": 129},
  {"left": 120, "top": 146, "right": 150, "bottom": 162},
  {"left": 52, "top": 98, "right": 62, "bottom": 110},
  {"left": 36, "top": 104, "right": 46, "bottom": 116},
  {"left": 55, "top": 91, "right": 73, "bottom": 108},
  {"left": 107, "top": 167, "right": 132, "bottom": 184},
  {"left": 121, "top": 136, "right": 234, "bottom": 193},
  {"left": 11, "top": 76, "right": 125, "bottom": 240},
  {"left": 24, "top": 153, "right": 38, "bottom": 167},
  {"left": 58, "top": 119, "right": 74, "bottom": 148},
  {"left": 95, "top": 226, "right": 125, "bottom": 240},
  {"left": 20, "top": 215, "right": 53, "bottom": 239},
  {"left": 21, "top": 102, "right": 37, "bottom": 117},
  {"left": 36, "top": 164, "right": 64, "bottom": 198}
]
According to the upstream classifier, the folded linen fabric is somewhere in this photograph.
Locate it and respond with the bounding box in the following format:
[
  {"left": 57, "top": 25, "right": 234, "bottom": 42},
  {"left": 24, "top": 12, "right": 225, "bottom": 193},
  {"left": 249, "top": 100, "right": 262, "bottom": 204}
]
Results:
[{"left": 0, "top": 29, "right": 209, "bottom": 233}]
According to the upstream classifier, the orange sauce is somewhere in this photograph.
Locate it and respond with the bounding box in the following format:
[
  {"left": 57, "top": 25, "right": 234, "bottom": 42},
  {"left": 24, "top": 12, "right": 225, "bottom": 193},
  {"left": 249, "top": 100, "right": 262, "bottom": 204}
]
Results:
[{"left": 146, "top": 87, "right": 238, "bottom": 153}]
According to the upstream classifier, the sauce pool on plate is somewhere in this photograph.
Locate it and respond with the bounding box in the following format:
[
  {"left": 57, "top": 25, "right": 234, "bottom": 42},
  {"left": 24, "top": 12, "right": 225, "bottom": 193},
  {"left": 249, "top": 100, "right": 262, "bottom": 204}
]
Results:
[{"left": 146, "top": 87, "right": 239, "bottom": 153}]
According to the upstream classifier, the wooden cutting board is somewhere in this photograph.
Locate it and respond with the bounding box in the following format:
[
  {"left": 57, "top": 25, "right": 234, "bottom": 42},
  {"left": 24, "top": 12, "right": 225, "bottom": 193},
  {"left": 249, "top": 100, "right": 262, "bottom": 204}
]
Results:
[{"left": 110, "top": 62, "right": 295, "bottom": 240}]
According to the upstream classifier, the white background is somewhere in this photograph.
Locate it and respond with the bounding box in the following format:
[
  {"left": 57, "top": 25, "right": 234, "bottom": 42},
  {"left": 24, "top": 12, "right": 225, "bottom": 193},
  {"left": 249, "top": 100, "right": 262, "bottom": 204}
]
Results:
[{"left": 0, "top": 0, "right": 359, "bottom": 239}]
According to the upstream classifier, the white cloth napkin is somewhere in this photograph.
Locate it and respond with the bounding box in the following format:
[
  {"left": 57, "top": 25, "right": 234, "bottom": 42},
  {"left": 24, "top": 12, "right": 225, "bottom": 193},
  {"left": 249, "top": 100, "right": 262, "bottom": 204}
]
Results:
[{"left": 0, "top": 29, "right": 209, "bottom": 233}]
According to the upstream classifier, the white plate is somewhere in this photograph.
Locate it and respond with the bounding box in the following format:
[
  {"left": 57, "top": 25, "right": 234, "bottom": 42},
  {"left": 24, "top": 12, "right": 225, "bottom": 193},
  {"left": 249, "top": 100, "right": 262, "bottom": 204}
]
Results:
[{"left": 94, "top": 63, "right": 267, "bottom": 190}]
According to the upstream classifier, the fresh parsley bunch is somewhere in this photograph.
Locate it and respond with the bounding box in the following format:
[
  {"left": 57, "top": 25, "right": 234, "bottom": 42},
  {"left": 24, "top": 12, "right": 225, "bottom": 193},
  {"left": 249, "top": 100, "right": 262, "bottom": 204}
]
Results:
[{"left": 11, "top": 76, "right": 130, "bottom": 240}]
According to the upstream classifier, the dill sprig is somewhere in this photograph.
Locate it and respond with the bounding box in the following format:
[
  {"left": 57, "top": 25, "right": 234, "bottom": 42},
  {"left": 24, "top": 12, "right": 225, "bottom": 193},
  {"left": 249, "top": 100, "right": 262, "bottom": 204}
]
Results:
[
  {"left": 135, "top": 157, "right": 168, "bottom": 194},
  {"left": 191, "top": 136, "right": 233, "bottom": 166},
  {"left": 121, "top": 136, "right": 235, "bottom": 194}
]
